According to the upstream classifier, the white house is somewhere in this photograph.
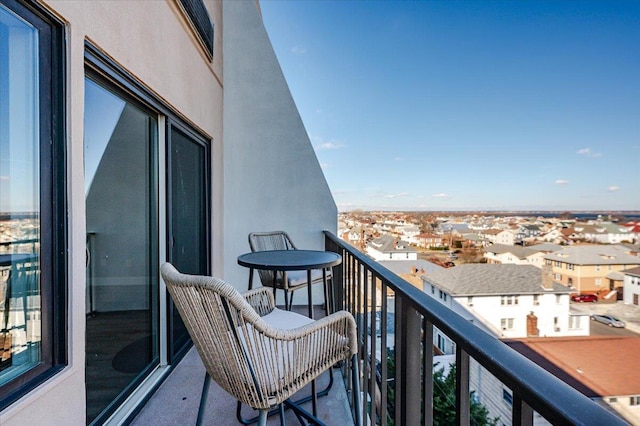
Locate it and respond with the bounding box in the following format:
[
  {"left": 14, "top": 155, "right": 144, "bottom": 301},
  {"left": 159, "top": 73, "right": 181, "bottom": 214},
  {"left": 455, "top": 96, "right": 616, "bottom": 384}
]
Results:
[
  {"left": 481, "top": 229, "right": 516, "bottom": 246},
  {"left": 484, "top": 243, "right": 562, "bottom": 268},
  {"left": 421, "top": 264, "right": 588, "bottom": 342},
  {"left": 422, "top": 264, "right": 591, "bottom": 426},
  {"left": 366, "top": 235, "right": 418, "bottom": 261},
  {"left": 623, "top": 266, "right": 640, "bottom": 306}
]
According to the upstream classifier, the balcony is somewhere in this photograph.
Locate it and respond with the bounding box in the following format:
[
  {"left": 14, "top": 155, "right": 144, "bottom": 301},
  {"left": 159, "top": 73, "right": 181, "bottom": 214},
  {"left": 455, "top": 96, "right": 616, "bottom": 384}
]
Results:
[{"left": 132, "top": 231, "right": 626, "bottom": 425}]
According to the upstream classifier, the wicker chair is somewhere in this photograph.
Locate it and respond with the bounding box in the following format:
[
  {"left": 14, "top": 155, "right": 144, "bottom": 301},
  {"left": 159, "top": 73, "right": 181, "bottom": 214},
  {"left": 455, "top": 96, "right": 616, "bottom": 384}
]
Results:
[
  {"left": 248, "top": 231, "right": 333, "bottom": 312},
  {"left": 160, "top": 263, "right": 361, "bottom": 426}
]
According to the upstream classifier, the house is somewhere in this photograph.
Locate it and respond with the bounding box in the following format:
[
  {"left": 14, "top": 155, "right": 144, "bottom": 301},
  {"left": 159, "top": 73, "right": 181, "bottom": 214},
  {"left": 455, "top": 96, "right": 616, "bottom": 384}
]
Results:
[
  {"left": 518, "top": 224, "right": 542, "bottom": 240},
  {"left": 539, "top": 228, "right": 568, "bottom": 244},
  {"left": 481, "top": 229, "right": 516, "bottom": 246},
  {"left": 378, "top": 259, "right": 444, "bottom": 290},
  {"left": 503, "top": 337, "right": 640, "bottom": 425},
  {"left": 544, "top": 245, "right": 640, "bottom": 298},
  {"left": 365, "top": 235, "right": 418, "bottom": 261},
  {"left": 414, "top": 233, "right": 443, "bottom": 249},
  {"left": 573, "top": 222, "right": 636, "bottom": 244},
  {"left": 421, "top": 264, "right": 587, "bottom": 348},
  {"left": 483, "top": 243, "right": 562, "bottom": 268},
  {"left": 0, "top": 1, "right": 337, "bottom": 424},
  {"left": 623, "top": 266, "right": 640, "bottom": 306}
]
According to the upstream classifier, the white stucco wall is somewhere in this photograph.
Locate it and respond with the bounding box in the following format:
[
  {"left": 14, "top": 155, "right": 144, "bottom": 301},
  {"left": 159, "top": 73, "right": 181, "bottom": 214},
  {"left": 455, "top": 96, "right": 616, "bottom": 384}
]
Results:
[
  {"left": 222, "top": 0, "right": 337, "bottom": 303},
  {"left": 623, "top": 273, "right": 640, "bottom": 305},
  {"left": 1, "top": 1, "right": 224, "bottom": 424}
]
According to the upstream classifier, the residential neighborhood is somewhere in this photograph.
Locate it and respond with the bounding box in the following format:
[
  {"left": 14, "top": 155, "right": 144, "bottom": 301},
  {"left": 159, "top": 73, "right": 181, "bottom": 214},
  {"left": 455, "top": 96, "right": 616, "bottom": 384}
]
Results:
[{"left": 339, "top": 210, "right": 640, "bottom": 424}]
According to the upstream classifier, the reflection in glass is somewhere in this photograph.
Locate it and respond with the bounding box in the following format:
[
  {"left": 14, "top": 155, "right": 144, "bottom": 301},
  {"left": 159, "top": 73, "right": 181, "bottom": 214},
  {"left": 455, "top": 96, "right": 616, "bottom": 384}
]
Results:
[
  {"left": 84, "top": 77, "right": 159, "bottom": 423},
  {"left": 169, "top": 127, "right": 208, "bottom": 357},
  {"left": 0, "top": 4, "right": 42, "bottom": 385}
]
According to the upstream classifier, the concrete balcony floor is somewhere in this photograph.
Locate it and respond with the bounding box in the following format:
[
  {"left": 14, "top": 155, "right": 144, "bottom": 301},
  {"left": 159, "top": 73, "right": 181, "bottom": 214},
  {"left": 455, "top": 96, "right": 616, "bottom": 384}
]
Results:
[{"left": 131, "top": 306, "right": 354, "bottom": 425}]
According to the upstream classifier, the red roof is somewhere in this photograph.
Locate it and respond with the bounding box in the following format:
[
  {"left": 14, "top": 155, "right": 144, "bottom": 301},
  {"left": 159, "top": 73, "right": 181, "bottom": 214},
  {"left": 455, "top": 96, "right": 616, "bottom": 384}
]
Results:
[{"left": 504, "top": 336, "right": 640, "bottom": 397}]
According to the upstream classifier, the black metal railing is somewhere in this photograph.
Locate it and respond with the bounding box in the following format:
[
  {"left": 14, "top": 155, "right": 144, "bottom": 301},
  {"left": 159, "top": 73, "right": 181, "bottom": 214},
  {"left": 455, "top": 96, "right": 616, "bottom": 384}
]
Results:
[{"left": 324, "top": 231, "right": 626, "bottom": 426}]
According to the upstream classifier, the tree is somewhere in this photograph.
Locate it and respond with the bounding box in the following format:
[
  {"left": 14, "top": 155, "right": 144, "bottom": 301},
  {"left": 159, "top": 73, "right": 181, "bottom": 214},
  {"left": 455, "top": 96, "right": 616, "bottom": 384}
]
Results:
[{"left": 382, "top": 350, "right": 498, "bottom": 425}]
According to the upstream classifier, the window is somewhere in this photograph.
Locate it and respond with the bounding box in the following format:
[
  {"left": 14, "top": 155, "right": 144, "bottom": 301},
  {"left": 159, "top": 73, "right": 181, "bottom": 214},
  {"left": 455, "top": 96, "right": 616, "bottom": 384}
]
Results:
[
  {"left": 503, "top": 388, "right": 513, "bottom": 405},
  {"left": 0, "top": 0, "right": 65, "bottom": 409},
  {"left": 596, "top": 265, "right": 601, "bottom": 271},
  {"left": 533, "top": 294, "right": 540, "bottom": 305},
  {"left": 501, "top": 295, "right": 518, "bottom": 306},
  {"left": 467, "top": 296, "right": 473, "bottom": 307},
  {"left": 568, "top": 277, "right": 573, "bottom": 286},
  {"left": 501, "top": 318, "right": 514, "bottom": 330},
  {"left": 567, "top": 263, "right": 574, "bottom": 270},
  {"left": 554, "top": 273, "right": 562, "bottom": 281},
  {"left": 630, "top": 396, "right": 640, "bottom": 406},
  {"left": 556, "top": 294, "right": 561, "bottom": 304},
  {"left": 569, "top": 316, "right": 581, "bottom": 329},
  {"left": 554, "top": 316, "right": 560, "bottom": 332},
  {"left": 595, "top": 278, "right": 602, "bottom": 286},
  {"left": 555, "top": 261, "right": 561, "bottom": 267},
  {"left": 431, "top": 285, "right": 435, "bottom": 294}
]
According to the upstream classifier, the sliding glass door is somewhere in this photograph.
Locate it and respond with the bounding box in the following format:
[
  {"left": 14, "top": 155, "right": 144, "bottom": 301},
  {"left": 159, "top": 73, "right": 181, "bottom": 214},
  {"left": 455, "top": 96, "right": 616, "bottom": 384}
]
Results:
[
  {"left": 167, "top": 125, "right": 210, "bottom": 359},
  {"left": 84, "top": 76, "right": 159, "bottom": 424}
]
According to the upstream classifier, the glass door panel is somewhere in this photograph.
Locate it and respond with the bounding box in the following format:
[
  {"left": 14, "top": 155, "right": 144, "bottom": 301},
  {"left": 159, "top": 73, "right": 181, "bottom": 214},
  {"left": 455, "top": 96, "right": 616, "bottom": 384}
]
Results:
[
  {"left": 167, "top": 126, "right": 209, "bottom": 359},
  {"left": 84, "top": 77, "right": 159, "bottom": 424}
]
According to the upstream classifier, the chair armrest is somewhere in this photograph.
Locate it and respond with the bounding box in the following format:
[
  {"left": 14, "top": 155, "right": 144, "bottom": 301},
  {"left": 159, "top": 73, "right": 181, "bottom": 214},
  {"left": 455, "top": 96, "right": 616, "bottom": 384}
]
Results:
[{"left": 242, "top": 287, "right": 276, "bottom": 316}]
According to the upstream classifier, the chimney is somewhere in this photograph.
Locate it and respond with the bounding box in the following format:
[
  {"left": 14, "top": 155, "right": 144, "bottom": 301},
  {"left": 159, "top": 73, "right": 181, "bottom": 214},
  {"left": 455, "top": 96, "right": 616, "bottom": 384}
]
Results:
[{"left": 541, "top": 264, "right": 554, "bottom": 290}]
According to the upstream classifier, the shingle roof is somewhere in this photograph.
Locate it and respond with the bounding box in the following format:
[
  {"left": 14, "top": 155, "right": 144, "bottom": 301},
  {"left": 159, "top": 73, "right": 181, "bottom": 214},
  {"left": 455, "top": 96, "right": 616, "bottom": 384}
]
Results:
[
  {"left": 623, "top": 266, "right": 640, "bottom": 277},
  {"left": 379, "top": 259, "right": 444, "bottom": 276},
  {"left": 367, "top": 234, "right": 416, "bottom": 253},
  {"left": 421, "top": 264, "right": 569, "bottom": 296},
  {"left": 484, "top": 243, "right": 563, "bottom": 259},
  {"left": 504, "top": 336, "right": 640, "bottom": 397},
  {"left": 544, "top": 245, "right": 640, "bottom": 265}
]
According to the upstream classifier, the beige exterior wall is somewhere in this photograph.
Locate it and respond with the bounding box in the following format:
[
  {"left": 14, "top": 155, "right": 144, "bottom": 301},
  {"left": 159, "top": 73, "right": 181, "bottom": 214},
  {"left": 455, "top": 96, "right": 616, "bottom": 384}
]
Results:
[
  {"left": 550, "top": 262, "right": 637, "bottom": 293},
  {"left": 1, "top": 1, "right": 224, "bottom": 424}
]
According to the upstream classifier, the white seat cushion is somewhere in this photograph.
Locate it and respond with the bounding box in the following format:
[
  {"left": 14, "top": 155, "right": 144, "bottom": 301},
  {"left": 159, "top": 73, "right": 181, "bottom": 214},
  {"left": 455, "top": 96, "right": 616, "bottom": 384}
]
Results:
[{"left": 261, "top": 307, "right": 314, "bottom": 329}]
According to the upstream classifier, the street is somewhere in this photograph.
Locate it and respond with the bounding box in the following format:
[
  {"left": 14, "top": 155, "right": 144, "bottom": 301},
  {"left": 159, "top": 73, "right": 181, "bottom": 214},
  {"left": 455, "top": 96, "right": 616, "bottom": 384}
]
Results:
[{"left": 589, "top": 319, "right": 638, "bottom": 337}]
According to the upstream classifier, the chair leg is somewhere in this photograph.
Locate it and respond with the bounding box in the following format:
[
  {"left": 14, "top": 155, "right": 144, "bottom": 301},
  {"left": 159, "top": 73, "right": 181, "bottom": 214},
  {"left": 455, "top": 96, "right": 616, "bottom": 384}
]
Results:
[
  {"left": 279, "top": 403, "right": 286, "bottom": 426},
  {"left": 351, "top": 354, "right": 362, "bottom": 426},
  {"left": 196, "top": 373, "right": 212, "bottom": 426},
  {"left": 258, "top": 409, "right": 268, "bottom": 426}
]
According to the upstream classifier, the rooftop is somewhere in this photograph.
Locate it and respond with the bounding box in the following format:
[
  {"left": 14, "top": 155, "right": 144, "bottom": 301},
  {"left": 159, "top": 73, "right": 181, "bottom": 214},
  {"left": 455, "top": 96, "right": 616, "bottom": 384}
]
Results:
[
  {"left": 504, "top": 336, "right": 640, "bottom": 398},
  {"left": 544, "top": 245, "right": 640, "bottom": 265},
  {"left": 422, "top": 264, "right": 569, "bottom": 296}
]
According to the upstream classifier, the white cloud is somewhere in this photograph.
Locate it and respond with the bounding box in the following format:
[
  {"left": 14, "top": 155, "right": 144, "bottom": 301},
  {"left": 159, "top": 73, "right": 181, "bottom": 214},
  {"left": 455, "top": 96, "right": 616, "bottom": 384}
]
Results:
[
  {"left": 291, "top": 46, "right": 307, "bottom": 54},
  {"left": 432, "top": 193, "right": 452, "bottom": 200},
  {"left": 555, "top": 179, "right": 569, "bottom": 185},
  {"left": 608, "top": 186, "right": 620, "bottom": 192},
  {"left": 311, "top": 135, "right": 344, "bottom": 151},
  {"left": 577, "top": 147, "right": 602, "bottom": 158},
  {"left": 315, "top": 141, "right": 343, "bottom": 150},
  {"left": 394, "top": 157, "right": 403, "bottom": 161}
]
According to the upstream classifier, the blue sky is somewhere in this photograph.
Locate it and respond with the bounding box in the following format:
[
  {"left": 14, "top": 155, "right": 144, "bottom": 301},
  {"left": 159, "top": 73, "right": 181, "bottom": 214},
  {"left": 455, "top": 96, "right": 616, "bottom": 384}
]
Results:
[{"left": 260, "top": 0, "right": 640, "bottom": 212}]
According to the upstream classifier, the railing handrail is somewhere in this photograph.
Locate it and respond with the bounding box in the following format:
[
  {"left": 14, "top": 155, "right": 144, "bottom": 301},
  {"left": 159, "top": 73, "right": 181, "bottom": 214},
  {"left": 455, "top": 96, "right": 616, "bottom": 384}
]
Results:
[{"left": 324, "top": 230, "right": 627, "bottom": 425}]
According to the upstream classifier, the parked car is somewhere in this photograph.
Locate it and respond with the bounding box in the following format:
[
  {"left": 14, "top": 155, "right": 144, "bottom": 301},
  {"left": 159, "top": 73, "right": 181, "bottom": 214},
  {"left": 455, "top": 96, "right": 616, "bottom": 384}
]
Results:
[
  {"left": 571, "top": 293, "right": 598, "bottom": 303},
  {"left": 591, "top": 314, "right": 625, "bottom": 328}
]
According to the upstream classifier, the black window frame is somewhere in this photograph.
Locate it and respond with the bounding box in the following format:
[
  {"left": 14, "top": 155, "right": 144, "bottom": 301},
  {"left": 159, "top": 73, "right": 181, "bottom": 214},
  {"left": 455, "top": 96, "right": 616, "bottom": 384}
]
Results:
[{"left": 0, "top": 0, "right": 67, "bottom": 410}]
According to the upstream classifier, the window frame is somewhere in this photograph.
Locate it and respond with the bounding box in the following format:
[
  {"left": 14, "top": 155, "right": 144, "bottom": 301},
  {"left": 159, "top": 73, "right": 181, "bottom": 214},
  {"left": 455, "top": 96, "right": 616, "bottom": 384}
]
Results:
[{"left": 0, "top": 0, "right": 67, "bottom": 410}]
